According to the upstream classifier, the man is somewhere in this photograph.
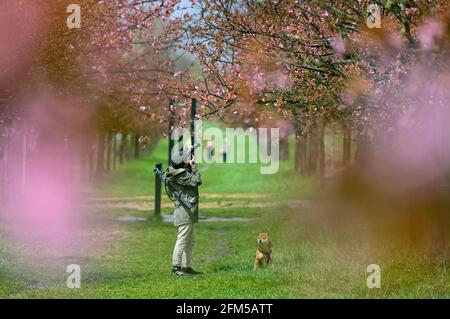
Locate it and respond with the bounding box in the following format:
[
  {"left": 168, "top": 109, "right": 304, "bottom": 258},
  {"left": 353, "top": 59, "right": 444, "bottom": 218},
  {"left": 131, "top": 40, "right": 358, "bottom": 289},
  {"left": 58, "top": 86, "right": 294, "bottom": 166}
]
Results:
[
  {"left": 166, "top": 146, "right": 202, "bottom": 276},
  {"left": 221, "top": 138, "right": 229, "bottom": 163},
  {"left": 205, "top": 140, "right": 215, "bottom": 161}
]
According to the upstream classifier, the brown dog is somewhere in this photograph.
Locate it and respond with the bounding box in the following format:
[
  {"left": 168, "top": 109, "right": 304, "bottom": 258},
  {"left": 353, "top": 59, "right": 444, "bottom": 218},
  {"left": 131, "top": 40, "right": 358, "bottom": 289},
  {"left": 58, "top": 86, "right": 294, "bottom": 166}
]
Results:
[{"left": 254, "top": 233, "right": 272, "bottom": 270}]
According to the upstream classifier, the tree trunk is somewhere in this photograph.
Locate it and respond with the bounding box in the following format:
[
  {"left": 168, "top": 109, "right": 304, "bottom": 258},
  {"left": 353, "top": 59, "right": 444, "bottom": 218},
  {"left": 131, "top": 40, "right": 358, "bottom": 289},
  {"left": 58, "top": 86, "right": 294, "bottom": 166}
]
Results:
[
  {"left": 119, "top": 133, "right": 126, "bottom": 165},
  {"left": 306, "top": 129, "right": 316, "bottom": 174},
  {"left": 96, "top": 132, "right": 105, "bottom": 177},
  {"left": 113, "top": 133, "right": 117, "bottom": 170},
  {"left": 295, "top": 124, "right": 307, "bottom": 173},
  {"left": 0, "top": 128, "right": 8, "bottom": 202},
  {"left": 105, "top": 132, "right": 112, "bottom": 172},
  {"left": 79, "top": 140, "right": 89, "bottom": 182},
  {"left": 125, "top": 133, "right": 132, "bottom": 162},
  {"left": 147, "top": 131, "right": 159, "bottom": 155},
  {"left": 134, "top": 134, "right": 140, "bottom": 159},
  {"left": 317, "top": 122, "right": 325, "bottom": 177},
  {"left": 355, "top": 132, "right": 371, "bottom": 166},
  {"left": 331, "top": 124, "right": 336, "bottom": 168},
  {"left": 20, "top": 131, "right": 27, "bottom": 193},
  {"left": 305, "top": 121, "right": 325, "bottom": 176},
  {"left": 279, "top": 137, "right": 289, "bottom": 161},
  {"left": 343, "top": 125, "right": 352, "bottom": 165},
  {"left": 88, "top": 143, "right": 96, "bottom": 179}
]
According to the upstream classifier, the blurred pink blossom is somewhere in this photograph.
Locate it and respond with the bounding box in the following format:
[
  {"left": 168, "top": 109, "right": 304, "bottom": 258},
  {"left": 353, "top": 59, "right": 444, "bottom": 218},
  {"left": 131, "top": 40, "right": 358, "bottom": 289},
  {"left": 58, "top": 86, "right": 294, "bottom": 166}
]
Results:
[
  {"left": 418, "top": 19, "right": 444, "bottom": 50},
  {"left": 331, "top": 37, "right": 346, "bottom": 57}
]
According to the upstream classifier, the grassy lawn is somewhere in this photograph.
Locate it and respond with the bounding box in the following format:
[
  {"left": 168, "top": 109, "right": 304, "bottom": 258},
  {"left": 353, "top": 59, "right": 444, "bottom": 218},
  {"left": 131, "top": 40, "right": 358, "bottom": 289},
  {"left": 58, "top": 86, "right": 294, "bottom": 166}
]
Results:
[
  {"left": 0, "top": 127, "right": 449, "bottom": 298},
  {"left": 93, "top": 123, "right": 316, "bottom": 199}
]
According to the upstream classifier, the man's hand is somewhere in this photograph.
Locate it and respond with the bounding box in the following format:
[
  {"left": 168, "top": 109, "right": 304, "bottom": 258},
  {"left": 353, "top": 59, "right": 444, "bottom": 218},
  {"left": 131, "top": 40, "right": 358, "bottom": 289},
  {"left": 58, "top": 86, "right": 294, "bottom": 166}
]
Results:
[{"left": 189, "top": 156, "right": 195, "bottom": 166}]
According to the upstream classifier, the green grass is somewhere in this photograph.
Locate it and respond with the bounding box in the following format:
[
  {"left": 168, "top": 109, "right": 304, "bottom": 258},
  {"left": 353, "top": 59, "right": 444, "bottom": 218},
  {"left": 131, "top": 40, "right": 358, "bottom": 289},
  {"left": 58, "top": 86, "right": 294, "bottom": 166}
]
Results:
[
  {"left": 0, "top": 123, "right": 449, "bottom": 298},
  {"left": 2, "top": 206, "right": 448, "bottom": 298},
  {"left": 94, "top": 124, "right": 316, "bottom": 198}
]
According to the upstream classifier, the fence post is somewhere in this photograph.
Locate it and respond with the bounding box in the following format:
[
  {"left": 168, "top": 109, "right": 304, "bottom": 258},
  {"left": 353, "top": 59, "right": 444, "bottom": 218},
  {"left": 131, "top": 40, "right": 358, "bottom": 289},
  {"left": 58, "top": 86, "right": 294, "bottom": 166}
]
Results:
[{"left": 154, "top": 162, "right": 162, "bottom": 216}]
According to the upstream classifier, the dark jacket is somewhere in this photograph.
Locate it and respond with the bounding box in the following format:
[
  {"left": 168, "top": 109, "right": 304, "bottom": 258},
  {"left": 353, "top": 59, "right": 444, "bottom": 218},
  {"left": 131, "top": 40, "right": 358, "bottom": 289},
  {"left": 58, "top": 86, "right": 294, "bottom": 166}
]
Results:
[{"left": 165, "top": 164, "right": 202, "bottom": 226}]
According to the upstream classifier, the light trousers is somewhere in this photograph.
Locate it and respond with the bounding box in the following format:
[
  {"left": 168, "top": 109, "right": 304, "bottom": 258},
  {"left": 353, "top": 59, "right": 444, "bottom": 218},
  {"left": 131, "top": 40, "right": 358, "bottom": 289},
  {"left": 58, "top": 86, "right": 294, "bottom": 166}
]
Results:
[{"left": 172, "top": 223, "right": 195, "bottom": 268}]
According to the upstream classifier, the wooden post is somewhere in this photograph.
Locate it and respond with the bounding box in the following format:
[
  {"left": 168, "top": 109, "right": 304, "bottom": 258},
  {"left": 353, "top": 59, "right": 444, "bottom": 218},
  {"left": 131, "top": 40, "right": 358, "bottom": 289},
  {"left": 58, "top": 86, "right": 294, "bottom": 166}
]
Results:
[
  {"left": 168, "top": 99, "right": 175, "bottom": 165},
  {"left": 155, "top": 162, "right": 162, "bottom": 216}
]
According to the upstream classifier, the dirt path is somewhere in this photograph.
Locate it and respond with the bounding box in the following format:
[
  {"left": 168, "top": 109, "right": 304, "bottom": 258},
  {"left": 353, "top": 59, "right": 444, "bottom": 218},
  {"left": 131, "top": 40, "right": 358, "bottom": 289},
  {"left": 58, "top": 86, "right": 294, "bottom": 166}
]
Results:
[
  {"left": 85, "top": 201, "right": 277, "bottom": 211},
  {"left": 84, "top": 193, "right": 278, "bottom": 211},
  {"left": 83, "top": 194, "right": 312, "bottom": 211},
  {"left": 89, "top": 193, "right": 272, "bottom": 202}
]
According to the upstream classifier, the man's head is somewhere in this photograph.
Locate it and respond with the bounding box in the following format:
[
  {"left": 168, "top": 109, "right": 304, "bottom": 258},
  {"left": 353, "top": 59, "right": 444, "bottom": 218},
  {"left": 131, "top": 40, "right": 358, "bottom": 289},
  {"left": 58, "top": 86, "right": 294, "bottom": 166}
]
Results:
[
  {"left": 171, "top": 145, "right": 195, "bottom": 170},
  {"left": 171, "top": 145, "right": 191, "bottom": 164},
  {"left": 171, "top": 143, "right": 200, "bottom": 168}
]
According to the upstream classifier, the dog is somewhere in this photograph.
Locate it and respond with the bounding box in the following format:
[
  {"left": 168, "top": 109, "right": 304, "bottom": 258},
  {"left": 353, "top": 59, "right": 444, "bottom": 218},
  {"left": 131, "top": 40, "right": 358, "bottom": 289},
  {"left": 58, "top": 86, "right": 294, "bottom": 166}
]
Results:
[{"left": 253, "top": 232, "right": 272, "bottom": 270}]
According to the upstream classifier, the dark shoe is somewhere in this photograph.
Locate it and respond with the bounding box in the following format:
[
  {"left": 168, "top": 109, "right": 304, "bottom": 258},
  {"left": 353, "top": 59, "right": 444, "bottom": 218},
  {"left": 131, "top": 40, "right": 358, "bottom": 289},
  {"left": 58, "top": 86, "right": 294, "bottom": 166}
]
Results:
[
  {"left": 182, "top": 267, "right": 203, "bottom": 275},
  {"left": 172, "top": 266, "right": 190, "bottom": 276}
]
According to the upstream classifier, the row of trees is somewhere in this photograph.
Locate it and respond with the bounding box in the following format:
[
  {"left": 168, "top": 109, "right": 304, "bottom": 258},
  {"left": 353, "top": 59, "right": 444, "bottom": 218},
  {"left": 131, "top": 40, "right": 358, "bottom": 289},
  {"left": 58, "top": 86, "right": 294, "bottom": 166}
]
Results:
[
  {"left": 1, "top": 0, "right": 450, "bottom": 182},
  {"left": 174, "top": 0, "right": 449, "bottom": 176},
  {"left": 0, "top": 1, "right": 167, "bottom": 194}
]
